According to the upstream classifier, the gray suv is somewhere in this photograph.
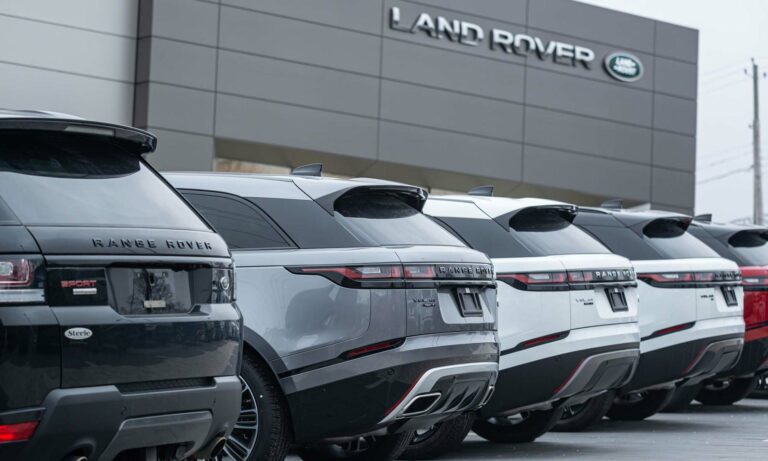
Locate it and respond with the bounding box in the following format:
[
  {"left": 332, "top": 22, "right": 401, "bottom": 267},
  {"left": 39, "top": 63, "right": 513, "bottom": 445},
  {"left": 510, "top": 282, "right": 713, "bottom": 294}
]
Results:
[{"left": 166, "top": 167, "right": 499, "bottom": 461}]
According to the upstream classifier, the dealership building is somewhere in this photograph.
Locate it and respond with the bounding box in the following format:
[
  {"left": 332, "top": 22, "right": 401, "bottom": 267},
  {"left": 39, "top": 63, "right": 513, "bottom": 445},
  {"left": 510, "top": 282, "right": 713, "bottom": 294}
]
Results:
[{"left": 0, "top": 0, "right": 698, "bottom": 212}]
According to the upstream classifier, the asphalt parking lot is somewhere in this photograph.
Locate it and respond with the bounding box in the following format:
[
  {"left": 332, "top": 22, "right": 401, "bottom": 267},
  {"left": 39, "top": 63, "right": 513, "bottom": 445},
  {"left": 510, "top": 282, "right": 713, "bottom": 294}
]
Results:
[{"left": 286, "top": 399, "right": 768, "bottom": 460}]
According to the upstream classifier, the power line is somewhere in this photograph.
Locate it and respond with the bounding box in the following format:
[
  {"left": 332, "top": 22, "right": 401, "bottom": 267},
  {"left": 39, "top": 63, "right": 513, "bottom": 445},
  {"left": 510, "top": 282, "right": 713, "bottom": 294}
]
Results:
[
  {"left": 700, "top": 78, "right": 750, "bottom": 95},
  {"left": 697, "top": 165, "right": 752, "bottom": 185},
  {"left": 697, "top": 150, "right": 752, "bottom": 169}
]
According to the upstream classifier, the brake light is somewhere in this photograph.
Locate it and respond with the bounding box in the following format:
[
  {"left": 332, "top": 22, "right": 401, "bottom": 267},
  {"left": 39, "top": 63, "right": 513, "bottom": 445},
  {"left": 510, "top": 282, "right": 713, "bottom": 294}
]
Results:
[
  {"left": 498, "top": 269, "right": 635, "bottom": 291},
  {"left": 343, "top": 338, "right": 404, "bottom": 359},
  {"left": 403, "top": 265, "right": 436, "bottom": 279},
  {"left": 638, "top": 271, "right": 741, "bottom": 288},
  {"left": 0, "top": 256, "right": 45, "bottom": 305},
  {"left": 0, "top": 421, "right": 38, "bottom": 443},
  {"left": 741, "top": 267, "right": 768, "bottom": 289},
  {"left": 299, "top": 265, "right": 402, "bottom": 280}
]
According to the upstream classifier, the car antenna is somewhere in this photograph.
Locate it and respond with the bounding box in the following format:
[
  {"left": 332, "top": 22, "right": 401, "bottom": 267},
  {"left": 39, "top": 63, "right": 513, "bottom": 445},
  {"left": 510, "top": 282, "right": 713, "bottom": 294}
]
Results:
[
  {"left": 600, "top": 199, "right": 623, "bottom": 210},
  {"left": 694, "top": 213, "right": 713, "bottom": 222},
  {"left": 291, "top": 163, "right": 323, "bottom": 177},
  {"left": 468, "top": 185, "right": 494, "bottom": 196}
]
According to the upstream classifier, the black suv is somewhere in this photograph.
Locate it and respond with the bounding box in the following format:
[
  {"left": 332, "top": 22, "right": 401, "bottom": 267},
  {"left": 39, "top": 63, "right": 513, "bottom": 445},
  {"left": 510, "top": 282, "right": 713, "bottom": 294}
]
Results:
[{"left": 0, "top": 111, "right": 242, "bottom": 461}]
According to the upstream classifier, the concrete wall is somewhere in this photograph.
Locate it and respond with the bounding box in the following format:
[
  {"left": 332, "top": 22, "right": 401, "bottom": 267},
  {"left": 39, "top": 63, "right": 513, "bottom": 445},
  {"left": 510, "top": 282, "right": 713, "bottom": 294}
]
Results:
[
  {"left": 137, "top": 0, "right": 698, "bottom": 211},
  {"left": 0, "top": 0, "right": 138, "bottom": 125}
]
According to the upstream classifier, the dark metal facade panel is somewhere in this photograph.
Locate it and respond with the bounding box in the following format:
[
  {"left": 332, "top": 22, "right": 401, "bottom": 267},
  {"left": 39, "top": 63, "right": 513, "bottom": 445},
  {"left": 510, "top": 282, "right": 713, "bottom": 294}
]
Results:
[
  {"left": 380, "top": 79, "right": 524, "bottom": 142},
  {"left": 136, "top": 0, "right": 700, "bottom": 212},
  {"left": 378, "top": 121, "right": 523, "bottom": 181},
  {"left": 523, "top": 145, "right": 651, "bottom": 202}
]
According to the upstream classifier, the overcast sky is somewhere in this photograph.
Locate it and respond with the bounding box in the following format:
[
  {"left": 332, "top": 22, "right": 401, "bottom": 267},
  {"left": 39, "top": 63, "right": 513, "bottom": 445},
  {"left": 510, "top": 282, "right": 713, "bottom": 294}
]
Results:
[{"left": 577, "top": 0, "right": 768, "bottom": 223}]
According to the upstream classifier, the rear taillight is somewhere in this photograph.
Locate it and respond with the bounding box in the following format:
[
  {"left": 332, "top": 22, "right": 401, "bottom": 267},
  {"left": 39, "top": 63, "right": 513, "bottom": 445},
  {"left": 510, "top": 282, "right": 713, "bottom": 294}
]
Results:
[
  {"left": 741, "top": 267, "right": 768, "bottom": 290},
  {"left": 0, "top": 421, "right": 38, "bottom": 443},
  {"left": 639, "top": 271, "right": 741, "bottom": 288},
  {"left": 289, "top": 263, "right": 493, "bottom": 288},
  {"left": 0, "top": 256, "right": 45, "bottom": 305},
  {"left": 498, "top": 269, "right": 635, "bottom": 291}
]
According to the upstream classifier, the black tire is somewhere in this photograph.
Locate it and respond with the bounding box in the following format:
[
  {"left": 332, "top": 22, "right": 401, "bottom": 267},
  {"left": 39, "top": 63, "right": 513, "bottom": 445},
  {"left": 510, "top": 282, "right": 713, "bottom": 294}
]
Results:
[
  {"left": 696, "top": 377, "right": 758, "bottom": 406},
  {"left": 472, "top": 409, "right": 561, "bottom": 444},
  {"left": 661, "top": 384, "right": 702, "bottom": 412},
  {"left": 295, "top": 432, "right": 414, "bottom": 461},
  {"left": 214, "top": 354, "right": 291, "bottom": 461},
  {"left": 400, "top": 414, "right": 474, "bottom": 460},
  {"left": 553, "top": 391, "right": 615, "bottom": 432},
  {"left": 606, "top": 388, "right": 675, "bottom": 421}
]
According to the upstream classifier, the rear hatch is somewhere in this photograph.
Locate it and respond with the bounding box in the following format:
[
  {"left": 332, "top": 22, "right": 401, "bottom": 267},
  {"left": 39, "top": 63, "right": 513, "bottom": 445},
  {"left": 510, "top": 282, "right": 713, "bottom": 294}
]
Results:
[
  {"left": 0, "top": 125, "right": 240, "bottom": 389},
  {"left": 310, "top": 184, "right": 497, "bottom": 336}
]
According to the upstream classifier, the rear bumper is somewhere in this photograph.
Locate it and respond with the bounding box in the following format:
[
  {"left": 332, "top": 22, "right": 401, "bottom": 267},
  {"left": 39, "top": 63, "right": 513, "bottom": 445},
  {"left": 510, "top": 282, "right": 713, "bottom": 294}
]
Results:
[
  {"left": 721, "top": 336, "right": 768, "bottom": 377},
  {"left": 281, "top": 332, "right": 499, "bottom": 442},
  {"left": 0, "top": 376, "right": 241, "bottom": 461},
  {"left": 625, "top": 334, "right": 744, "bottom": 392},
  {"left": 481, "top": 343, "right": 638, "bottom": 417}
]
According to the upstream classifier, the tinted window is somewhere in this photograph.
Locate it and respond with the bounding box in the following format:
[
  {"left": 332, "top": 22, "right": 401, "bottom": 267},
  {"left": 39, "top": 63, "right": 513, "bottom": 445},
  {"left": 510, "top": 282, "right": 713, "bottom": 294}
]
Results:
[
  {"left": 727, "top": 230, "right": 768, "bottom": 266},
  {"left": 183, "top": 192, "right": 292, "bottom": 249},
  {"left": 334, "top": 192, "right": 465, "bottom": 246},
  {"left": 251, "top": 197, "right": 365, "bottom": 249},
  {"left": 508, "top": 208, "right": 609, "bottom": 256},
  {"left": 642, "top": 219, "right": 719, "bottom": 259},
  {"left": 0, "top": 132, "right": 207, "bottom": 230},
  {"left": 436, "top": 217, "right": 534, "bottom": 258},
  {"left": 579, "top": 224, "right": 661, "bottom": 260}
]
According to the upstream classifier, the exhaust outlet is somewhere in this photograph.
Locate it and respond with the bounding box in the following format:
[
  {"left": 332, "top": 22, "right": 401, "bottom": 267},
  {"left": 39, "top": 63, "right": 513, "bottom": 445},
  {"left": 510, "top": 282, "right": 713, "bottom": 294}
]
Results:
[
  {"left": 62, "top": 456, "right": 87, "bottom": 461},
  {"left": 400, "top": 392, "right": 442, "bottom": 417}
]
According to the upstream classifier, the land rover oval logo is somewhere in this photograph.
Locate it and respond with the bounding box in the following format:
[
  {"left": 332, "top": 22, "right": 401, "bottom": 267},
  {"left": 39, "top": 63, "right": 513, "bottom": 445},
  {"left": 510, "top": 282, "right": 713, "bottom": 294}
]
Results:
[
  {"left": 65, "top": 327, "right": 93, "bottom": 340},
  {"left": 604, "top": 52, "right": 644, "bottom": 82}
]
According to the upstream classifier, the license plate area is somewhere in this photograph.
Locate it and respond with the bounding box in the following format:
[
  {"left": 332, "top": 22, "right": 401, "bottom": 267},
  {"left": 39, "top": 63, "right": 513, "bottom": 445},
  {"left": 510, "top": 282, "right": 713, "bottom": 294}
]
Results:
[
  {"left": 721, "top": 286, "right": 739, "bottom": 306},
  {"left": 455, "top": 287, "right": 483, "bottom": 317},
  {"left": 605, "top": 287, "right": 629, "bottom": 312},
  {"left": 109, "top": 267, "right": 194, "bottom": 315}
]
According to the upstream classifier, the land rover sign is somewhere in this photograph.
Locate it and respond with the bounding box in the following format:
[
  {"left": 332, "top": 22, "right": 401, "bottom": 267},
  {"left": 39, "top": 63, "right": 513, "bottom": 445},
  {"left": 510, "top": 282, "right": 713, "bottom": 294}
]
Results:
[
  {"left": 388, "top": 6, "right": 644, "bottom": 83},
  {"left": 604, "top": 52, "right": 644, "bottom": 82}
]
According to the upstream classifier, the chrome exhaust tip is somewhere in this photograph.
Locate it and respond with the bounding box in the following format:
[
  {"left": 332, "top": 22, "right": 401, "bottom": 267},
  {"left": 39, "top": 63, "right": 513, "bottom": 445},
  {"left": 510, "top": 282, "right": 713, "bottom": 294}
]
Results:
[
  {"left": 62, "top": 456, "right": 88, "bottom": 461},
  {"left": 400, "top": 392, "right": 442, "bottom": 417}
]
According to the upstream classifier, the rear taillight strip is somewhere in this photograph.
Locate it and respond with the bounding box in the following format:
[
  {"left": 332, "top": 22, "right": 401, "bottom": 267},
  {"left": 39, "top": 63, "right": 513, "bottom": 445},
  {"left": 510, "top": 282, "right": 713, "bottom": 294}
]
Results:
[
  {"left": 498, "top": 269, "right": 635, "bottom": 291},
  {"left": 0, "top": 256, "right": 45, "bottom": 305},
  {"left": 638, "top": 271, "right": 741, "bottom": 288},
  {"left": 287, "top": 264, "right": 493, "bottom": 288},
  {"left": 502, "top": 331, "right": 570, "bottom": 355}
]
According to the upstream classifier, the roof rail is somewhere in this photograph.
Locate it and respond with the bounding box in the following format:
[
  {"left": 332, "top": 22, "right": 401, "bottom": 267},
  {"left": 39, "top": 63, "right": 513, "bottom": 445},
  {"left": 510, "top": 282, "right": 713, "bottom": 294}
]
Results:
[
  {"left": 600, "top": 199, "right": 623, "bottom": 210},
  {"left": 468, "top": 185, "right": 494, "bottom": 196},
  {"left": 291, "top": 163, "right": 323, "bottom": 177},
  {"left": 694, "top": 213, "right": 713, "bottom": 223}
]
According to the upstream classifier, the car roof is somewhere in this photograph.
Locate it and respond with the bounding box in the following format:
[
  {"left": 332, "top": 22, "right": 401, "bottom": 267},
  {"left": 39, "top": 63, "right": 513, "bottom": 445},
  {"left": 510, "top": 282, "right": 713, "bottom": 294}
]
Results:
[
  {"left": 578, "top": 206, "right": 691, "bottom": 228},
  {"left": 427, "top": 194, "right": 571, "bottom": 220},
  {"left": 164, "top": 172, "right": 428, "bottom": 212},
  {"left": 691, "top": 218, "right": 767, "bottom": 239}
]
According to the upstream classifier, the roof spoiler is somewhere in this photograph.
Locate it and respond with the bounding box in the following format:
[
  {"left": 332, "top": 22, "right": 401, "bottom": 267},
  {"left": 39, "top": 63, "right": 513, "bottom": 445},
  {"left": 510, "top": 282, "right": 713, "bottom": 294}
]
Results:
[
  {"left": 291, "top": 163, "right": 323, "bottom": 177},
  {"left": 468, "top": 185, "right": 494, "bottom": 197},
  {"left": 600, "top": 199, "right": 623, "bottom": 210},
  {"left": 694, "top": 213, "right": 713, "bottom": 223},
  {"left": 0, "top": 118, "right": 157, "bottom": 154},
  {"left": 494, "top": 204, "right": 578, "bottom": 231},
  {"left": 315, "top": 184, "right": 428, "bottom": 215}
]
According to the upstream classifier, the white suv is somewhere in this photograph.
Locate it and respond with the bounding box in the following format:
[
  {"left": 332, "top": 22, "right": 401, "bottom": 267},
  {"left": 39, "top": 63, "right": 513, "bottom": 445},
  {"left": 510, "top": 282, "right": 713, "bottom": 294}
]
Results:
[
  {"left": 574, "top": 203, "right": 745, "bottom": 419},
  {"left": 402, "top": 190, "right": 640, "bottom": 457}
]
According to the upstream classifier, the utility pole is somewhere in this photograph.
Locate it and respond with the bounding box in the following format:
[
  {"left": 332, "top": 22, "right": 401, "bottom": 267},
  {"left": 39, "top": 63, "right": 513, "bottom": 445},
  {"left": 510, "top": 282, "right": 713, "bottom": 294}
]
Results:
[{"left": 752, "top": 59, "right": 764, "bottom": 225}]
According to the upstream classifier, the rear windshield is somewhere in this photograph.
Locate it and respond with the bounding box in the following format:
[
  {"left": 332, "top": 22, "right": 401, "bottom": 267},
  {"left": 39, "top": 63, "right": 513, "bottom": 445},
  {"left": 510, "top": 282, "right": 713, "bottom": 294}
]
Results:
[
  {"left": 579, "top": 217, "right": 718, "bottom": 260},
  {"left": 334, "top": 192, "right": 465, "bottom": 246},
  {"left": 0, "top": 132, "right": 208, "bottom": 230},
  {"left": 508, "top": 208, "right": 609, "bottom": 256},
  {"left": 727, "top": 231, "right": 768, "bottom": 266},
  {"left": 642, "top": 219, "right": 719, "bottom": 259}
]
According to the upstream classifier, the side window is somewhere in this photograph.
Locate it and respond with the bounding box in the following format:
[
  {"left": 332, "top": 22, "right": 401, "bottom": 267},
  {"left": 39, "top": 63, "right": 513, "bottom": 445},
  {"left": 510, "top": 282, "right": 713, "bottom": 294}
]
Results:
[{"left": 182, "top": 191, "right": 293, "bottom": 250}]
